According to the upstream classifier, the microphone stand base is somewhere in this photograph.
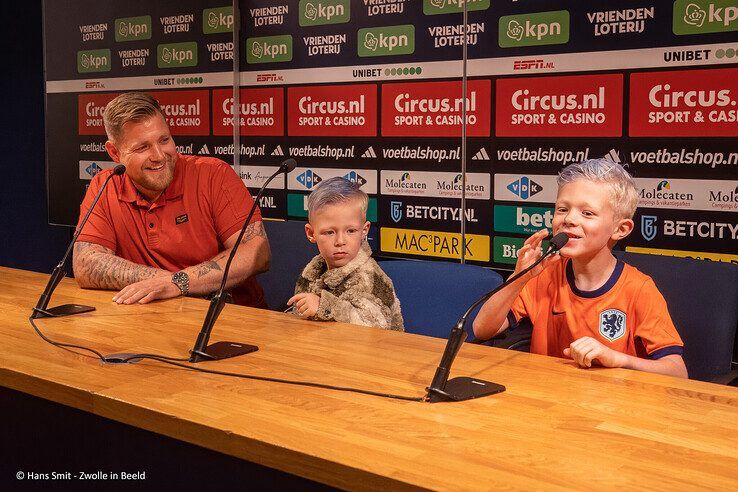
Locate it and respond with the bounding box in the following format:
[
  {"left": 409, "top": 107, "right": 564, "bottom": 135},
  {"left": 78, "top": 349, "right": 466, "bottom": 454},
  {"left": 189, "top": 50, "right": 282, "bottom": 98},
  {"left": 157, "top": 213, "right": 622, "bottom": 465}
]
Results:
[
  {"left": 427, "top": 377, "right": 505, "bottom": 403},
  {"left": 189, "top": 341, "right": 258, "bottom": 363},
  {"left": 32, "top": 304, "right": 95, "bottom": 319}
]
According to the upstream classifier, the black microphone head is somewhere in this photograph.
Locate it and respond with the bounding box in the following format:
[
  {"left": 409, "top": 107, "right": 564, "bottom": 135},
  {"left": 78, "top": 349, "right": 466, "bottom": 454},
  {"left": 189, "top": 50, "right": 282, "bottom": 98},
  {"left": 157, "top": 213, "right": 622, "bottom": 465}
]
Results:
[
  {"left": 280, "top": 158, "right": 297, "bottom": 173},
  {"left": 113, "top": 164, "right": 126, "bottom": 176},
  {"left": 549, "top": 232, "right": 569, "bottom": 251}
]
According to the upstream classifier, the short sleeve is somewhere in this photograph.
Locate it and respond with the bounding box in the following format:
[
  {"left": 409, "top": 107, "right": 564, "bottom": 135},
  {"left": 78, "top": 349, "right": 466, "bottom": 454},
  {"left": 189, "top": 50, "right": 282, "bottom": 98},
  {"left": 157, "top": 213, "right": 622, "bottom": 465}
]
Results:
[
  {"left": 76, "top": 171, "right": 117, "bottom": 251},
  {"left": 210, "top": 161, "right": 262, "bottom": 242},
  {"left": 509, "top": 276, "right": 536, "bottom": 326},
  {"left": 634, "top": 277, "right": 684, "bottom": 358}
]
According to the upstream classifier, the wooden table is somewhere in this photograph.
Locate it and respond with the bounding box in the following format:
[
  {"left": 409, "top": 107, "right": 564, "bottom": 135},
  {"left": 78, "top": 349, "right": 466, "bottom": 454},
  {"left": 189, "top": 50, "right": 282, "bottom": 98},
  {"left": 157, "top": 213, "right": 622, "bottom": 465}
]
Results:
[{"left": 1, "top": 266, "right": 737, "bottom": 490}]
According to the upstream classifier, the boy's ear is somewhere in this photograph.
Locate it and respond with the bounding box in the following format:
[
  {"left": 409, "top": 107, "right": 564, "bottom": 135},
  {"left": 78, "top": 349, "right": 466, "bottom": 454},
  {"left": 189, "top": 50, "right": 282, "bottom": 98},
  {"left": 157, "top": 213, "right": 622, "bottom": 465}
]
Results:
[
  {"left": 305, "top": 223, "right": 316, "bottom": 243},
  {"left": 612, "top": 218, "right": 634, "bottom": 241},
  {"left": 362, "top": 220, "right": 370, "bottom": 239}
]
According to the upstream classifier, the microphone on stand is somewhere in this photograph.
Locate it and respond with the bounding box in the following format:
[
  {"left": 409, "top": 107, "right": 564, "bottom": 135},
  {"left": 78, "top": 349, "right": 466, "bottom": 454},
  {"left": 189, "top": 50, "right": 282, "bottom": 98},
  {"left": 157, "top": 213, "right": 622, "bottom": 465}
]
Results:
[
  {"left": 188, "top": 158, "right": 297, "bottom": 363},
  {"left": 425, "top": 232, "right": 569, "bottom": 403},
  {"left": 32, "top": 164, "right": 127, "bottom": 319}
]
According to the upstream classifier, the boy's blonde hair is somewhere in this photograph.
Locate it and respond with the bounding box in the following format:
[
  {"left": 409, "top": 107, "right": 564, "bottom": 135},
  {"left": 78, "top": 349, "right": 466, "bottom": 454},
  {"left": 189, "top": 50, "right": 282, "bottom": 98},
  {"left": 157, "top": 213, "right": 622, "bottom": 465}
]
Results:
[
  {"left": 557, "top": 159, "right": 639, "bottom": 220},
  {"left": 103, "top": 92, "right": 164, "bottom": 143},
  {"left": 307, "top": 177, "right": 368, "bottom": 220}
]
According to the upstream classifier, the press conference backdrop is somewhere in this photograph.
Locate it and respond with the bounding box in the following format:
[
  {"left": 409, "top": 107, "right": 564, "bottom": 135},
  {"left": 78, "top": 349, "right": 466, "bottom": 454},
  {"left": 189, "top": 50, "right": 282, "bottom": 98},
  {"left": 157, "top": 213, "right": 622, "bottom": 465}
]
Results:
[{"left": 44, "top": 0, "right": 738, "bottom": 269}]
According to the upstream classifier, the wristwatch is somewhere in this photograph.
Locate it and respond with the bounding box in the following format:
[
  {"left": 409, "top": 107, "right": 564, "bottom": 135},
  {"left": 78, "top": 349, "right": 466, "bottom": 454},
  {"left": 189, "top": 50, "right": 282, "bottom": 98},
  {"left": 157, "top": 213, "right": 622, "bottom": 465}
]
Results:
[{"left": 171, "top": 271, "right": 190, "bottom": 296}]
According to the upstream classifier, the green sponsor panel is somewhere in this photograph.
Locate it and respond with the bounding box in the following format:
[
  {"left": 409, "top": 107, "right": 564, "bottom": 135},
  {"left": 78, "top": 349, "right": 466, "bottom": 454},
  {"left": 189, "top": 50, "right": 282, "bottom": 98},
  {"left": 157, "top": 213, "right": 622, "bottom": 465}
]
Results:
[
  {"left": 299, "top": 0, "right": 350, "bottom": 26},
  {"left": 493, "top": 236, "right": 549, "bottom": 264},
  {"left": 357, "top": 25, "right": 415, "bottom": 57},
  {"left": 423, "top": 0, "right": 490, "bottom": 15},
  {"left": 77, "top": 49, "right": 111, "bottom": 73},
  {"left": 247, "top": 35, "right": 293, "bottom": 64},
  {"left": 493, "top": 205, "right": 554, "bottom": 235},
  {"left": 499, "top": 10, "right": 569, "bottom": 48},
  {"left": 157, "top": 42, "right": 198, "bottom": 68},
  {"left": 673, "top": 0, "right": 738, "bottom": 35},
  {"left": 115, "top": 16, "right": 151, "bottom": 42},
  {"left": 203, "top": 6, "right": 234, "bottom": 34},
  {"left": 288, "top": 194, "right": 377, "bottom": 221}
]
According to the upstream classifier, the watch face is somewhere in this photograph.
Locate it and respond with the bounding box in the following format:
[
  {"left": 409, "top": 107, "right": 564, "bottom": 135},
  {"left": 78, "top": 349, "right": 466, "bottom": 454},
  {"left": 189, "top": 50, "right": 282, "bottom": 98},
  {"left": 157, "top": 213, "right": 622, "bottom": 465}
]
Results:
[{"left": 173, "top": 271, "right": 189, "bottom": 294}]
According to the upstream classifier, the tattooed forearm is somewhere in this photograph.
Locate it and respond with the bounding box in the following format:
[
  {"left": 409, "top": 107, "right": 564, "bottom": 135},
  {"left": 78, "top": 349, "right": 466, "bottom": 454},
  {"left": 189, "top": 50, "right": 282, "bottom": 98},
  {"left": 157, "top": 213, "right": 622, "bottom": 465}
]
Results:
[
  {"left": 194, "top": 260, "right": 222, "bottom": 279},
  {"left": 73, "top": 241, "right": 164, "bottom": 290},
  {"left": 240, "top": 221, "right": 267, "bottom": 244}
]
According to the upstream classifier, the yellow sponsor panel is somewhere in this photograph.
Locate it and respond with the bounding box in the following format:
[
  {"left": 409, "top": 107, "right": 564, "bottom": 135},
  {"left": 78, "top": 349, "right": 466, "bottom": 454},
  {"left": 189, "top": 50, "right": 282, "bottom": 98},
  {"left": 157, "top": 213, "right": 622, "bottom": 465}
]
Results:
[
  {"left": 381, "top": 227, "right": 490, "bottom": 261},
  {"left": 626, "top": 246, "right": 738, "bottom": 265}
]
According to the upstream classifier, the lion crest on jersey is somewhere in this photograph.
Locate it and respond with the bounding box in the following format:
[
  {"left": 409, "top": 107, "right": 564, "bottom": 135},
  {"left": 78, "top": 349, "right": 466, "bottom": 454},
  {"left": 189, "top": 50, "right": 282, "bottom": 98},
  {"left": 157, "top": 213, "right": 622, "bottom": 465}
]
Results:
[{"left": 599, "top": 309, "right": 626, "bottom": 341}]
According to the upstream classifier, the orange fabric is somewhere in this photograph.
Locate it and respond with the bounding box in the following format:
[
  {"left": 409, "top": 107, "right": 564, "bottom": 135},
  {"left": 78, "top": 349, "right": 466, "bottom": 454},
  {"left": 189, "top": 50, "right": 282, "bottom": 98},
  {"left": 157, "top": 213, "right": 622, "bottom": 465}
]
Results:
[
  {"left": 510, "top": 258, "right": 683, "bottom": 360},
  {"left": 77, "top": 154, "right": 265, "bottom": 307}
]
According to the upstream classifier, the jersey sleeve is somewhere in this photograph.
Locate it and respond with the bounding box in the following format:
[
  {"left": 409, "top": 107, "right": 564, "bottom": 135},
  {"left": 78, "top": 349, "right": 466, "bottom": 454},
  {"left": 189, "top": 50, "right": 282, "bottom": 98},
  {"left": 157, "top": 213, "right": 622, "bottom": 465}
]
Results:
[
  {"left": 509, "top": 275, "right": 537, "bottom": 328},
  {"left": 634, "top": 277, "right": 684, "bottom": 359},
  {"left": 75, "top": 171, "right": 117, "bottom": 251},
  {"left": 210, "top": 160, "right": 263, "bottom": 242}
]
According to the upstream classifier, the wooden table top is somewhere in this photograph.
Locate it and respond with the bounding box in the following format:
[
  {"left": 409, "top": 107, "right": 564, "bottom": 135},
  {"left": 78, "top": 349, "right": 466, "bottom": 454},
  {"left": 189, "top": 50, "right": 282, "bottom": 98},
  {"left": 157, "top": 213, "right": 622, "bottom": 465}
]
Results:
[{"left": 1, "top": 266, "right": 737, "bottom": 490}]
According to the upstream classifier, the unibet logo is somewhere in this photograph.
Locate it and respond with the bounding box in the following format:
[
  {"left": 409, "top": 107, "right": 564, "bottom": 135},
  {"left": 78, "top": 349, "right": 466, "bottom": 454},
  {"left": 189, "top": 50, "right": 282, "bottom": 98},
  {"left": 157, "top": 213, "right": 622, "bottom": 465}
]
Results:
[
  {"left": 115, "top": 16, "right": 151, "bottom": 42},
  {"left": 358, "top": 25, "right": 415, "bottom": 57},
  {"left": 247, "top": 35, "right": 293, "bottom": 63},
  {"left": 494, "top": 205, "right": 554, "bottom": 235},
  {"left": 423, "top": 0, "right": 490, "bottom": 15},
  {"left": 507, "top": 177, "right": 542, "bottom": 200},
  {"left": 77, "top": 49, "right": 111, "bottom": 73},
  {"left": 673, "top": 1, "right": 738, "bottom": 35},
  {"left": 499, "top": 10, "right": 570, "bottom": 48},
  {"left": 158, "top": 42, "right": 198, "bottom": 68},
  {"left": 203, "top": 7, "right": 234, "bottom": 34},
  {"left": 300, "top": 0, "right": 350, "bottom": 26}
]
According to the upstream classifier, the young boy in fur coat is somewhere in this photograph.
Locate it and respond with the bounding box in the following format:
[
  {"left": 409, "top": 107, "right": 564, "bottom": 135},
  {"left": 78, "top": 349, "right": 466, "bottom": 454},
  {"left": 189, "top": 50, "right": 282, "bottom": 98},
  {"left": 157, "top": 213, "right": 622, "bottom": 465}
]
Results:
[{"left": 288, "top": 177, "right": 404, "bottom": 331}]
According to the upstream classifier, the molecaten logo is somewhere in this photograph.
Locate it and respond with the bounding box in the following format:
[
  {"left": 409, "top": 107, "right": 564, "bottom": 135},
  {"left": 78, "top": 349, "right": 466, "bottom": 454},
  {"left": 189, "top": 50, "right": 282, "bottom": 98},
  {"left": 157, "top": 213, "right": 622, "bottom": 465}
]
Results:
[
  {"left": 499, "top": 11, "right": 570, "bottom": 48},
  {"left": 674, "top": 1, "right": 738, "bottom": 35},
  {"left": 300, "top": 0, "right": 350, "bottom": 26},
  {"left": 358, "top": 25, "right": 415, "bottom": 57}
]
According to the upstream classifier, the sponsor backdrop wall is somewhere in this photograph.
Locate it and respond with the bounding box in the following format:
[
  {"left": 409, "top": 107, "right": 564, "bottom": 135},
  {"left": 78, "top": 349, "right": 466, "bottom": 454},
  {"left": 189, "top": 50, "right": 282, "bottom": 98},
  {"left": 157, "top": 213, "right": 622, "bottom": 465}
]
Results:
[{"left": 44, "top": 0, "right": 738, "bottom": 269}]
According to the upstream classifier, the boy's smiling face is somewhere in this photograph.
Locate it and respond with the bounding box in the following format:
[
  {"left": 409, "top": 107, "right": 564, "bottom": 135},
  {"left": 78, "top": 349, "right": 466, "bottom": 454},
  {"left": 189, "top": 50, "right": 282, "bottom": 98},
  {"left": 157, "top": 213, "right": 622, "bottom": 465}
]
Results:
[
  {"left": 553, "top": 179, "right": 633, "bottom": 260},
  {"left": 305, "top": 199, "right": 371, "bottom": 270}
]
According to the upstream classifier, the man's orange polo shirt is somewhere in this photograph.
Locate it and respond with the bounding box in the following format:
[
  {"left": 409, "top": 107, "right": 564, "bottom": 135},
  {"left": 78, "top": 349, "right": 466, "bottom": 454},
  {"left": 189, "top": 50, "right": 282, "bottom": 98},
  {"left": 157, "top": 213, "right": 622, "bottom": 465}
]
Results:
[{"left": 77, "top": 154, "right": 265, "bottom": 307}]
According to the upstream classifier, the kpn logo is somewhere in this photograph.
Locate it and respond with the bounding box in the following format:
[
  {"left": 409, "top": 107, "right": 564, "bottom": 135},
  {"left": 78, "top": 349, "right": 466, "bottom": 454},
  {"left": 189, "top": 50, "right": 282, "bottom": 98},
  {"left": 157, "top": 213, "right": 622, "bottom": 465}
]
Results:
[
  {"left": 77, "top": 49, "right": 111, "bottom": 73},
  {"left": 423, "top": 0, "right": 490, "bottom": 16},
  {"left": 674, "top": 0, "right": 738, "bottom": 35},
  {"left": 115, "top": 16, "right": 151, "bottom": 42},
  {"left": 300, "top": 0, "right": 350, "bottom": 26},
  {"left": 158, "top": 42, "right": 198, "bottom": 68},
  {"left": 499, "top": 10, "right": 569, "bottom": 48},
  {"left": 203, "top": 6, "right": 234, "bottom": 34},
  {"left": 358, "top": 25, "right": 415, "bottom": 57},
  {"left": 247, "top": 35, "right": 293, "bottom": 64}
]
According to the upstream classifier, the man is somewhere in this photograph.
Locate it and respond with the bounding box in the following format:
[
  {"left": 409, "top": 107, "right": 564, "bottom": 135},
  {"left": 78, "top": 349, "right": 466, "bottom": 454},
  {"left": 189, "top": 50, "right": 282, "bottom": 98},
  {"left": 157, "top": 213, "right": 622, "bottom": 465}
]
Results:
[{"left": 73, "top": 92, "right": 270, "bottom": 307}]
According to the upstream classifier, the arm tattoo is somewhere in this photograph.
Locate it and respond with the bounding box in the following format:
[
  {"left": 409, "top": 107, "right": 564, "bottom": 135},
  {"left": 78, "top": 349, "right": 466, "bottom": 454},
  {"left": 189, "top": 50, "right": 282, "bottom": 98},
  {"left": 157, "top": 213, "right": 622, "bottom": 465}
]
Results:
[
  {"left": 194, "top": 260, "right": 222, "bottom": 279},
  {"left": 240, "top": 222, "right": 267, "bottom": 244},
  {"left": 73, "top": 241, "right": 162, "bottom": 289}
]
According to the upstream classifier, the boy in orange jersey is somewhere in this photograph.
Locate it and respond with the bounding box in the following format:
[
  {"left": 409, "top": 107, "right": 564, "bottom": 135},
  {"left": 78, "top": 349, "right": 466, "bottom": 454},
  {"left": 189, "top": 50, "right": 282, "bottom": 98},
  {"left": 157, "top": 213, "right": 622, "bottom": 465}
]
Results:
[{"left": 474, "top": 159, "right": 687, "bottom": 378}]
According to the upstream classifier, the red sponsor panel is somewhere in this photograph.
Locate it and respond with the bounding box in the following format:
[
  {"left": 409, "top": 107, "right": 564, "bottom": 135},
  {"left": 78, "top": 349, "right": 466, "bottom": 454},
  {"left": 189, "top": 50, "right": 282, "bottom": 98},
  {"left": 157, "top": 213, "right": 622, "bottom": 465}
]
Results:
[
  {"left": 148, "top": 90, "right": 210, "bottom": 136},
  {"left": 629, "top": 68, "right": 738, "bottom": 137},
  {"left": 78, "top": 93, "right": 119, "bottom": 135},
  {"left": 496, "top": 74, "right": 623, "bottom": 137},
  {"left": 213, "top": 88, "right": 284, "bottom": 136},
  {"left": 381, "top": 80, "right": 491, "bottom": 137},
  {"left": 287, "top": 84, "right": 377, "bottom": 136}
]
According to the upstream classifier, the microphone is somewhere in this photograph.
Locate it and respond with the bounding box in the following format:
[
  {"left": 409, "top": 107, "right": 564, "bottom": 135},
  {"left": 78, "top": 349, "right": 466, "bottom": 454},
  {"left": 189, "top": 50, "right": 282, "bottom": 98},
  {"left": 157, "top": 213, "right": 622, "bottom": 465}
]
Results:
[
  {"left": 425, "top": 232, "right": 569, "bottom": 402},
  {"left": 32, "top": 164, "right": 126, "bottom": 319},
  {"left": 188, "top": 158, "right": 297, "bottom": 363}
]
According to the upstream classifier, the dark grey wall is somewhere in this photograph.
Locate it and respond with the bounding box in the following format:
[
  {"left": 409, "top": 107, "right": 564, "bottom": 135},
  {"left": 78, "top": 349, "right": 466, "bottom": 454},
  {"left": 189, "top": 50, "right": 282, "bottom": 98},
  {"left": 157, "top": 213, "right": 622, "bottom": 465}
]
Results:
[{"left": 0, "top": 2, "right": 70, "bottom": 272}]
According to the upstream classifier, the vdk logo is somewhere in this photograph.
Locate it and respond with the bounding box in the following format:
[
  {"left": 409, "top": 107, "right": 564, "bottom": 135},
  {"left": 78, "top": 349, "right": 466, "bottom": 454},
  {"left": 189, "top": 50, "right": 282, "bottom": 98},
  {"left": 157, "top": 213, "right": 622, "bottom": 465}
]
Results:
[
  {"left": 390, "top": 201, "right": 403, "bottom": 223},
  {"left": 297, "top": 170, "right": 322, "bottom": 189},
  {"left": 300, "top": 0, "right": 350, "bottom": 26},
  {"left": 499, "top": 11, "right": 570, "bottom": 47},
  {"left": 85, "top": 162, "right": 102, "bottom": 177},
  {"left": 203, "top": 7, "right": 234, "bottom": 34},
  {"left": 247, "top": 35, "right": 293, "bottom": 63},
  {"left": 641, "top": 215, "right": 658, "bottom": 241},
  {"left": 343, "top": 171, "right": 367, "bottom": 187},
  {"left": 674, "top": 1, "right": 738, "bottom": 35},
  {"left": 599, "top": 309, "right": 626, "bottom": 341},
  {"left": 507, "top": 177, "right": 542, "bottom": 200},
  {"left": 358, "top": 25, "right": 415, "bottom": 57},
  {"left": 157, "top": 42, "right": 198, "bottom": 68}
]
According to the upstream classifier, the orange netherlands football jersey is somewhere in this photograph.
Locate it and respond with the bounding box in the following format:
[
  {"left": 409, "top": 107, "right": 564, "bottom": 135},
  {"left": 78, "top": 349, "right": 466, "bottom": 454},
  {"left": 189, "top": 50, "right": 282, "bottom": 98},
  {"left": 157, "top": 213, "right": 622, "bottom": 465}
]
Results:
[{"left": 509, "top": 258, "right": 683, "bottom": 360}]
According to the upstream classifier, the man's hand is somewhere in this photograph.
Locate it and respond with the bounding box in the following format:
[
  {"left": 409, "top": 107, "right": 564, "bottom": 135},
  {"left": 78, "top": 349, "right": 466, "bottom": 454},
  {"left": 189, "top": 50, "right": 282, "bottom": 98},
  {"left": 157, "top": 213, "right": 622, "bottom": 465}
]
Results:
[
  {"left": 112, "top": 274, "right": 181, "bottom": 304},
  {"left": 287, "top": 293, "right": 321, "bottom": 318},
  {"left": 563, "top": 336, "right": 626, "bottom": 369}
]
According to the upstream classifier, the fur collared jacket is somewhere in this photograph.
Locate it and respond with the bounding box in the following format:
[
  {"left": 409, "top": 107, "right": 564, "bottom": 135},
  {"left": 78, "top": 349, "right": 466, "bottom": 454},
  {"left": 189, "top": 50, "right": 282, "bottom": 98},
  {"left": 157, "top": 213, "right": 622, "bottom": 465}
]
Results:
[{"left": 294, "top": 243, "right": 404, "bottom": 331}]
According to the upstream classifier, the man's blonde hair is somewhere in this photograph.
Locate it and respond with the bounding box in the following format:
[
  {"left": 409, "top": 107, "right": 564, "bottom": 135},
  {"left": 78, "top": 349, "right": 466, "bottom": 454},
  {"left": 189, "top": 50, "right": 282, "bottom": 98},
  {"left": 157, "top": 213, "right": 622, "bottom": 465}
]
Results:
[
  {"left": 557, "top": 159, "right": 639, "bottom": 220},
  {"left": 103, "top": 92, "right": 164, "bottom": 143}
]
